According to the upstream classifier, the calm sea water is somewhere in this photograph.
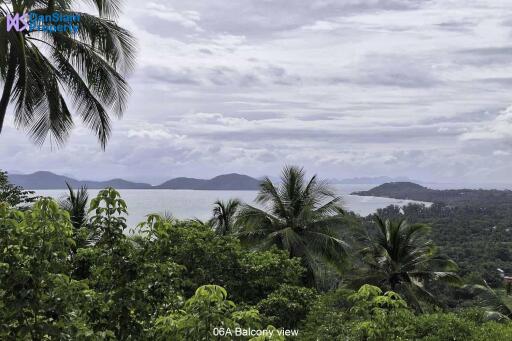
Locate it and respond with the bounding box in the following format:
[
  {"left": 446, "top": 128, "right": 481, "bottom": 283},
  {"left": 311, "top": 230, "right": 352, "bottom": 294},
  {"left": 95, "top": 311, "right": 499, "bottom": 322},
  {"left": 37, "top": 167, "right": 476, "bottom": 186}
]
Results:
[{"left": 34, "top": 184, "right": 429, "bottom": 227}]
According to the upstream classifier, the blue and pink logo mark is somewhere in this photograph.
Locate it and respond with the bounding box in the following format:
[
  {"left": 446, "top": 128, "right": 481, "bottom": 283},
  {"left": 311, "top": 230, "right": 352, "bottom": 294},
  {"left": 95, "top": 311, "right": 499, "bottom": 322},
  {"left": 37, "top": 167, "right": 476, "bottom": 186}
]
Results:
[{"left": 7, "top": 12, "right": 80, "bottom": 33}]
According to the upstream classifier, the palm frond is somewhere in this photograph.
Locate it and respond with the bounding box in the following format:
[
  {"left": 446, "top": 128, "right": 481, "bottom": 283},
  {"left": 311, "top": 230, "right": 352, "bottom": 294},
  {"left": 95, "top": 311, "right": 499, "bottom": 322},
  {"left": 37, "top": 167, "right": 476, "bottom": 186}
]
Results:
[
  {"left": 60, "top": 181, "right": 89, "bottom": 229},
  {"left": 85, "top": 0, "right": 122, "bottom": 18},
  {"left": 0, "top": 0, "right": 135, "bottom": 147},
  {"left": 469, "top": 280, "right": 512, "bottom": 318},
  {"left": 355, "top": 215, "right": 460, "bottom": 308},
  {"left": 211, "top": 198, "right": 241, "bottom": 235}
]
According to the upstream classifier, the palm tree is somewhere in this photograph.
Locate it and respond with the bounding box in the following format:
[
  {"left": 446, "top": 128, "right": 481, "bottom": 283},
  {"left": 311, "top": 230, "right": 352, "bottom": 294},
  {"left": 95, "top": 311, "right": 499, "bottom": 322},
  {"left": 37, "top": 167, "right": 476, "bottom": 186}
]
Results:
[
  {"left": 210, "top": 199, "right": 241, "bottom": 236},
  {"left": 0, "top": 0, "right": 135, "bottom": 148},
  {"left": 356, "top": 216, "right": 460, "bottom": 311},
  {"left": 237, "top": 165, "right": 348, "bottom": 284},
  {"left": 469, "top": 280, "right": 512, "bottom": 321},
  {"left": 60, "top": 182, "right": 88, "bottom": 229}
]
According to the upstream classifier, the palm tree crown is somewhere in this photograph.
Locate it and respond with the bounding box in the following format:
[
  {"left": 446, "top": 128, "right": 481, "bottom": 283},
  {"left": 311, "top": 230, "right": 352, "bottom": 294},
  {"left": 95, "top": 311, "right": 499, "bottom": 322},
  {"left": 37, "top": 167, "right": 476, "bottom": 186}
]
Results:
[
  {"left": 237, "top": 165, "right": 348, "bottom": 283},
  {"left": 59, "top": 182, "right": 88, "bottom": 229},
  {"left": 0, "top": 0, "right": 135, "bottom": 148},
  {"left": 210, "top": 199, "right": 241, "bottom": 236},
  {"left": 357, "top": 216, "right": 460, "bottom": 310}
]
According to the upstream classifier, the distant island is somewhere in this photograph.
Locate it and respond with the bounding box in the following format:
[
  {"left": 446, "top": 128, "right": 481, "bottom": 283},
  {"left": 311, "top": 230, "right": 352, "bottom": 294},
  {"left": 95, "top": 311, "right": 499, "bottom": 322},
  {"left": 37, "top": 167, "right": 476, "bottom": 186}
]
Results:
[
  {"left": 155, "top": 174, "right": 261, "bottom": 190},
  {"left": 8, "top": 171, "right": 261, "bottom": 191},
  {"left": 353, "top": 182, "right": 512, "bottom": 207}
]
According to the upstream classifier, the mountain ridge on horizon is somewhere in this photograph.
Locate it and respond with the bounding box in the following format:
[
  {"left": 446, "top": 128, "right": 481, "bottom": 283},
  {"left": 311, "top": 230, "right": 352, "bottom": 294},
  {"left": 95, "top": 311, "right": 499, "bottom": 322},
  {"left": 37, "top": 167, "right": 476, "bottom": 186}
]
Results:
[
  {"left": 7, "top": 170, "right": 431, "bottom": 190},
  {"left": 7, "top": 171, "right": 262, "bottom": 190}
]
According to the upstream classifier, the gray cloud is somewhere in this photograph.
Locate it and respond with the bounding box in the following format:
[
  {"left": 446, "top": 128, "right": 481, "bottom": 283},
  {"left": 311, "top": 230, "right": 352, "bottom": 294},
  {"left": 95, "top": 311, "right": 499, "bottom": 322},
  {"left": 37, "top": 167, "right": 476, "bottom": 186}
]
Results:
[
  {"left": 138, "top": 63, "right": 301, "bottom": 88},
  {"left": 150, "top": 0, "right": 427, "bottom": 38},
  {"left": 141, "top": 66, "right": 200, "bottom": 85},
  {"left": 435, "top": 19, "right": 476, "bottom": 33},
  {"left": 456, "top": 46, "right": 512, "bottom": 66},
  {"left": 479, "top": 77, "right": 512, "bottom": 86},
  {"left": 355, "top": 55, "right": 440, "bottom": 88}
]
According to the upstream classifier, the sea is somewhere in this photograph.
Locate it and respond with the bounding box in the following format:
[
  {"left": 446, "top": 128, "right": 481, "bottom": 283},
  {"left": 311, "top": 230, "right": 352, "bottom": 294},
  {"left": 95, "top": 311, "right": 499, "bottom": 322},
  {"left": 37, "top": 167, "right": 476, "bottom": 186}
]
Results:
[{"left": 34, "top": 184, "right": 433, "bottom": 227}]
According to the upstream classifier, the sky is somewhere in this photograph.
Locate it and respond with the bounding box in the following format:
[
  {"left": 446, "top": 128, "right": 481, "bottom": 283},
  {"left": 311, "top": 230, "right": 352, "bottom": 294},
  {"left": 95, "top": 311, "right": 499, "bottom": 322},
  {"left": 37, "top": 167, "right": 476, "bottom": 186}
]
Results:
[{"left": 2, "top": 0, "right": 512, "bottom": 184}]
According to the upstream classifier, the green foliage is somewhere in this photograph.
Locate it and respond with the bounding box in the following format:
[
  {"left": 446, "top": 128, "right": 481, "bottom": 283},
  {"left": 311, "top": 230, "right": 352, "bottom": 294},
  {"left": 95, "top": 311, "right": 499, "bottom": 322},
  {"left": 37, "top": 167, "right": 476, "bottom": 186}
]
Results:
[
  {"left": 88, "top": 187, "right": 128, "bottom": 246},
  {"left": 0, "top": 199, "right": 97, "bottom": 339},
  {"left": 137, "top": 215, "right": 305, "bottom": 303},
  {"left": 300, "top": 287, "right": 353, "bottom": 338},
  {"left": 0, "top": 189, "right": 306, "bottom": 339},
  {"left": 302, "top": 284, "right": 512, "bottom": 341},
  {"left": 413, "top": 313, "right": 476, "bottom": 340},
  {"left": 470, "top": 321, "right": 512, "bottom": 340},
  {"left": 302, "top": 284, "right": 413, "bottom": 340},
  {"left": 347, "top": 285, "right": 413, "bottom": 340},
  {"left": 152, "top": 285, "right": 261, "bottom": 340},
  {"left": 0, "top": 170, "right": 35, "bottom": 208},
  {"left": 80, "top": 190, "right": 184, "bottom": 339},
  {"left": 236, "top": 248, "right": 305, "bottom": 304},
  {"left": 139, "top": 217, "right": 243, "bottom": 297},
  {"left": 257, "top": 284, "right": 318, "bottom": 329}
]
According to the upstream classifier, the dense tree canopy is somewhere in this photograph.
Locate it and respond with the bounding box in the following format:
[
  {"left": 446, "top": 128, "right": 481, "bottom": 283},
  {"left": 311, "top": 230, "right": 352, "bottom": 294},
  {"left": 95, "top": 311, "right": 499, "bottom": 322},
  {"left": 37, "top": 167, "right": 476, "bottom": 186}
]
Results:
[
  {"left": 0, "top": 170, "right": 35, "bottom": 207},
  {"left": 375, "top": 203, "right": 512, "bottom": 287}
]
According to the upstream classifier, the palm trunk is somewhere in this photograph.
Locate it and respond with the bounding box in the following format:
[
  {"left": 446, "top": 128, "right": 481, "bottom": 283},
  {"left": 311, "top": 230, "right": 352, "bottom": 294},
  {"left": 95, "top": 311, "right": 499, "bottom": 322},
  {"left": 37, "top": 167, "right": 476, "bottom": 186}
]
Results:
[{"left": 0, "top": 53, "right": 16, "bottom": 133}]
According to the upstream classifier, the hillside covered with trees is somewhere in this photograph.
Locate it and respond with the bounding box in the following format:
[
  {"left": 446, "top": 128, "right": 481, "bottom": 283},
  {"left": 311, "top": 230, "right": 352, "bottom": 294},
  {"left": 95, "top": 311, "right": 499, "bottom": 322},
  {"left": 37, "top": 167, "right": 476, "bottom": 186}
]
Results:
[
  {"left": 354, "top": 182, "right": 512, "bottom": 207},
  {"left": 354, "top": 182, "right": 512, "bottom": 288}
]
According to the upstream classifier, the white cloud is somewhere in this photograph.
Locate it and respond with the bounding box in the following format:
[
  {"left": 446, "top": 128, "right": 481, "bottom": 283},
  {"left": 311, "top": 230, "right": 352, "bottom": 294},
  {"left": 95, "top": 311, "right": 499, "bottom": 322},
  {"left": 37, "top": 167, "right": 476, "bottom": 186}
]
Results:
[
  {"left": 144, "top": 2, "right": 202, "bottom": 31},
  {"left": 493, "top": 150, "right": 510, "bottom": 156},
  {"left": 459, "top": 106, "right": 512, "bottom": 141},
  {"left": 302, "top": 20, "right": 340, "bottom": 32}
]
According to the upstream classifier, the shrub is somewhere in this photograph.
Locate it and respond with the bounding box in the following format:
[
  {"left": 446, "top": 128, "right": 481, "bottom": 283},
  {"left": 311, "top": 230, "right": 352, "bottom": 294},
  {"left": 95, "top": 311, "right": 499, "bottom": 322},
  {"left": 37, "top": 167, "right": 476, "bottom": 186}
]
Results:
[
  {"left": 152, "top": 285, "right": 262, "bottom": 340},
  {"left": 257, "top": 284, "right": 318, "bottom": 329}
]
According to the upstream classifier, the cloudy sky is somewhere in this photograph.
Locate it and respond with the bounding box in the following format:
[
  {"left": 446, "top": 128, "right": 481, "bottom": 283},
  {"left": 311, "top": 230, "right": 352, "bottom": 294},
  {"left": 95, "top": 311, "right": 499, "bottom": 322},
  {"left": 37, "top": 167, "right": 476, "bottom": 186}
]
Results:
[{"left": 2, "top": 0, "right": 512, "bottom": 184}]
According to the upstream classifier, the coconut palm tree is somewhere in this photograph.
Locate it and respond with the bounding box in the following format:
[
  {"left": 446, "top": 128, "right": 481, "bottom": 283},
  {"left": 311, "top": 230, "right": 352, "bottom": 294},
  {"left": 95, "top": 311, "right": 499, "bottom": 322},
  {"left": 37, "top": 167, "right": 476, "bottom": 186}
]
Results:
[
  {"left": 237, "top": 165, "right": 348, "bottom": 284},
  {"left": 60, "top": 182, "right": 88, "bottom": 229},
  {"left": 210, "top": 199, "right": 241, "bottom": 236},
  {"left": 469, "top": 280, "right": 512, "bottom": 321},
  {"left": 0, "top": 0, "right": 135, "bottom": 148},
  {"left": 356, "top": 216, "right": 460, "bottom": 311}
]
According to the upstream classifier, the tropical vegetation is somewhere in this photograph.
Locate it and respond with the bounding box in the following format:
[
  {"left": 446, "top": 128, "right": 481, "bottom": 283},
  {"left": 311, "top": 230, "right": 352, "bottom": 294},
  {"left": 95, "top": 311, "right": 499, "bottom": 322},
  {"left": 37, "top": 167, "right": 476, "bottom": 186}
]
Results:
[
  {"left": 1, "top": 167, "right": 512, "bottom": 339},
  {"left": 353, "top": 216, "right": 460, "bottom": 312},
  {"left": 0, "top": 169, "right": 35, "bottom": 207},
  {"left": 210, "top": 198, "right": 241, "bottom": 236},
  {"left": 237, "top": 166, "right": 348, "bottom": 286}
]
